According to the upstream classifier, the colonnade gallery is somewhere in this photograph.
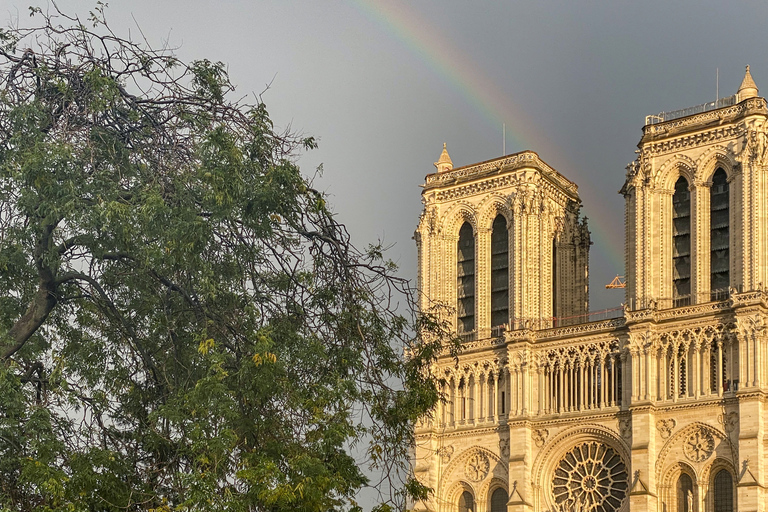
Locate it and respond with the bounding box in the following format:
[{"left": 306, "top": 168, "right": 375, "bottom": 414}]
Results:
[{"left": 413, "top": 67, "right": 768, "bottom": 512}]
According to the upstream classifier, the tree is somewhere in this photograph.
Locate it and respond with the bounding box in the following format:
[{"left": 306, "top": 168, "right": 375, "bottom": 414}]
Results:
[{"left": 0, "top": 6, "right": 449, "bottom": 511}]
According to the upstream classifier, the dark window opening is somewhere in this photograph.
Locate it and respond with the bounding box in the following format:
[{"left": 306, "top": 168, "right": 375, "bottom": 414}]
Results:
[
  {"left": 491, "top": 215, "right": 509, "bottom": 327},
  {"left": 673, "top": 177, "right": 691, "bottom": 306},
  {"left": 490, "top": 488, "right": 508, "bottom": 512},
  {"left": 458, "top": 491, "right": 474, "bottom": 512},
  {"left": 457, "top": 222, "right": 475, "bottom": 333},
  {"left": 710, "top": 168, "right": 729, "bottom": 300},
  {"left": 552, "top": 237, "right": 558, "bottom": 318},
  {"left": 713, "top": 469, "right": 734, "bottom": 512},
  {"left": 677, "top": 473, "right": 693, "bottom": 512}
]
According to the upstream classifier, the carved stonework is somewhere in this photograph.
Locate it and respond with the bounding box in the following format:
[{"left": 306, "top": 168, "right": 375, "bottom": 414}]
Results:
[
  {"left": 414, "top": 71, "right": 764, "bottom": 512},
  {"left": 499, "top": 438, "right": 510, "bottom": 458},
  {"left": 437, "top": 445, "right": 454, "bottom": 464},
  {"left": 718, "top": 412, "right": 738, "bottom": 433},
  {"left": 464, "top": 451, "right": 490, "bottom": 482},
  {"left": 552, "top": 442, "right": 629, "bottom": 511},
  {"left": 656, "top": 419, "right": 676, "bottom": 439},
  {"left": 533, "top": 428, "right": 549, "bottom": 448},
  {"left": 683, "top": 428, "right": 715, "bottom": 462},
  {"left": 619, "top": 419, "right": 632, "bottom": 439}
]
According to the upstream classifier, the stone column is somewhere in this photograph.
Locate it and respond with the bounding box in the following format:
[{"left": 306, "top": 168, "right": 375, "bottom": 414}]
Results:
[{"left": 475, "top": 227, "right": 492, "bottom": 334}]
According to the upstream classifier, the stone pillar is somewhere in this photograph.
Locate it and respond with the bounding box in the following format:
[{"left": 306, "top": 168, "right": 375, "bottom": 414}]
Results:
[{"left": 476, "top": 227, "right": 492, "bottom": 333}]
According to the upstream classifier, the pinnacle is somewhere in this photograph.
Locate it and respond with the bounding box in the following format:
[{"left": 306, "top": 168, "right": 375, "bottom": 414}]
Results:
[
  {"left": 737, "top": 65, "right": 759, "bottom": 100},
  {"left": 434, "top": 142, "right": 453, "bottom": 172}
]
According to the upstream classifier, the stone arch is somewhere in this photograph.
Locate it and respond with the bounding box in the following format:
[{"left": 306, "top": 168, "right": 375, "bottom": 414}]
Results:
[
  {"left": 477, "top": 193, "right": 512, "bottom": 230},
  {"left": 655, "top": 421, "right": 732, "bottom": 484},
  {"left": 480, "top": 477, "right": 509, "bottom": 512},
  {"left": 659, "top": 460, "right": 698, "bottom": 489},
  {"left": 444, "top": 480, "right": 476, "bottom": 512},
  {"left": 695, "top": 147, "right": 736, "bottom": 183},
  {"left": 531, "top": 424, "right": 630, "bottom": 512},
  {"left": 659, "top": 460, "right": 698, "bottom": 512},
  {"left": 703, "top": 458, "right": 737, "bottom": 512},
  {"left": 440, "top": 446, "right": 507, "bottom": 508},
  {"left": 442, "top": 201, "right": 479, "bottom": 238},
  {"left": 656, "top": 154, "right": 697, "bottom": 191},
  {"left": 700, "top": 456, "right": 736, "bottom": 487}
]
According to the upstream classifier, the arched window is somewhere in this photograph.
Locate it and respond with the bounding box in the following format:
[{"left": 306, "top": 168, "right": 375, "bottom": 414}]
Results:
[
  {"left": 713, "top": 469, "right": 734, "bottom": 512},
  {"left": 679, "top": 353, "right": 687, "bottom": 397},
  {"left": 552, "top": 237, "right": 558, "bottom": 319},
  {"left": 491, "top": 215, "right": 509, "bottom": 328},
  {"left": 673, "top": 176, "right": 691, "bottom": 306},
  {"left": 458, "top": 490, "right": 474, "bottom": 512},
  {"left": 710, "top": 340, "right": 728, "bottom": 393},
  {"left": 710, "top": 168, "right": 729, "bottom": 300},
  {"left": 490, "top": 488, "right": 508, "bottom": 512},
  {"left": 457, "top": 222, "right": 475, "bottom": 334},
  {"left": 677, "top": 473, "right": 693, "bottom": 512}
]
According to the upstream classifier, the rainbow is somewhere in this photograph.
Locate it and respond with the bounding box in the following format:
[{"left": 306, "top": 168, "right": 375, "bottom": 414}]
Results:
[{"left": 348, "top": 0, "right": 624, "bottom": 275}]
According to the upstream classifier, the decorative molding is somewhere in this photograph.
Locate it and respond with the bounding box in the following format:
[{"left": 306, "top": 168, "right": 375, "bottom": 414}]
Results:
[
  {"left": 552, "top": 441, "right": 629, "bottom": 511},
  {"left": 438, "top": 445, "right": 454, "bottom": 464},
  {"left": 533, "top": 428, "right": 549, "bottom": 448},
  {"left": 656, "top": 419, "right": 676, "bottom": 439},
  {"left": 718, "top": 412, "right": 738, "bottom": 433},
  {"left": 619, "top": 419, "right": 632, "bottom": 440},
  {"left": 464, "top": 450, "right": 491, "bottom": 482},
  {"left": 642, "top": 98, "right": 767, "bottom": 137},
  {"left": 499, "top": 438, "right": 510, "bottom": 458}
]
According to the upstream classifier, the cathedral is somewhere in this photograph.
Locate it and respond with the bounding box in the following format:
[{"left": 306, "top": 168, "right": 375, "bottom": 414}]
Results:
[{"left": 413, "top": 67, "right": 768, "bottom": 512}]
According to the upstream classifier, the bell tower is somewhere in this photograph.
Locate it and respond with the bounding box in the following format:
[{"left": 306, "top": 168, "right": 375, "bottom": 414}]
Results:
[
  {"left": 415, "top": 147, "right": 590, "bottom": 336},
  {"left": 622, "top": 66, "right": 768, "bottom": 309}
]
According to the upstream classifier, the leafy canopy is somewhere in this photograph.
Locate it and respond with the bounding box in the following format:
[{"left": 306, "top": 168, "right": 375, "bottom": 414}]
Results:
[{"left": 0, "top": 5, "right": 449, "bottom": 511}]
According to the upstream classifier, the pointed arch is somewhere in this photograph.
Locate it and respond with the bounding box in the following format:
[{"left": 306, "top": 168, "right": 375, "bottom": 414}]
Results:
[
  {"left": 490, "top": 214, "right": 509, "bottom": 328},
  {"left": 476, "top": 193, "right": 512, "bottom": 230},
  {"left": 710, "top": 167, "right": 730, "bottom": 298},
  {"left": 673, "top": 175, "right": 692, "bottom": 305},
  {"left": 442, "top": 202, "right": 478, "bottom": 238},
  {"left": 457, "top": 221, "right": 476, "bottom": 334},
  {"left": 695, "top": 147, "right": 736, "bottom": 184},
  {"left": 656, "top": 154, "right": 696, "bottom": 191}
]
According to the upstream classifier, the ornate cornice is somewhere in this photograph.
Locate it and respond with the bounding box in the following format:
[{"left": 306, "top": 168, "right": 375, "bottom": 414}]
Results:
[
  {"left": 643, "top": 125, "right": 743, "bottom": 157},
  {"left": 641, "top": 98, "right": 768, "bottom": 142},
  {"left": 425, "top": 150, "right": 575, "bottom": 190}
]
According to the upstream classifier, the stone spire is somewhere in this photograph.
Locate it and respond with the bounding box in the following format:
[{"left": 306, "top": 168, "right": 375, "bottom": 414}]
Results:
[
  {"left": 737, "top": 65, "right": 759, "bottom": 101},
  {"left": 434, "top": 143, "right": 453, "bottom": 173}
]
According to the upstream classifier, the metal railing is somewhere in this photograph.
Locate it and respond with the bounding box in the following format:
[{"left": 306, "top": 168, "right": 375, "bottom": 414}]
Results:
[
  {"left": 625, "top": 288, "right": 733, "bottom": 311},
  {"left": 645, "top": 95, "right": 737, "bottom": 125},
  {"left": 508, "top": 307, "right": 625, "bottom": 331},
  {"left": 457, "top": 325, "right": 507, "bottom": 343}
]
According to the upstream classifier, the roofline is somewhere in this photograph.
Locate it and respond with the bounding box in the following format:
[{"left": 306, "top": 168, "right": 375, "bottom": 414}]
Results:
[{"left": 422, "top": 149, "right": 579, "bottom": 199}]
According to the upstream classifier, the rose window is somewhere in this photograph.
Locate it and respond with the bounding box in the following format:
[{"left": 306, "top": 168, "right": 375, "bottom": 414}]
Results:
[
  {"left": 552, "top": 441, "right": 628, "bottom": 512},
  {"left": 683, "top": 428, "right": 714, "bottom": 462}
]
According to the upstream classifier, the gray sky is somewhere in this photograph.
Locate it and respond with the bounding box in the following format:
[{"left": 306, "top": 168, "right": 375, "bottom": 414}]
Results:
[{"left": 7, "top": 0, "right": 767, "bottom": 311}]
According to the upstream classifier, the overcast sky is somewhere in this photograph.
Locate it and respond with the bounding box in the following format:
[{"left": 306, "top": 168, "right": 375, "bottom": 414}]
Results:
[{"left": 6, "top": 0, "right": 767, "bottom": 311}]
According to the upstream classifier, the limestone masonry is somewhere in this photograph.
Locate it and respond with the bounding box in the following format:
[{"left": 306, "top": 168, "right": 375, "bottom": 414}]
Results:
[{"left": 414, "top": 67, "right": 768, "bottom": 512}]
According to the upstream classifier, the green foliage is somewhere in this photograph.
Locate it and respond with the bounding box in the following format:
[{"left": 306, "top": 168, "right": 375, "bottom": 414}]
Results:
[{"left": 0, "top": 6, "right": 453, "bottom": 512}]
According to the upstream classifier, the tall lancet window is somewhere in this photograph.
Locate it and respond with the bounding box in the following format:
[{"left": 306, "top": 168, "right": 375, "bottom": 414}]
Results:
[
  {"left": 491, "top": 215, "right": 509, "bottom": 328},
  {"left": 713, "top": 469, "right": 734, "bottom": 512},
  {"left": 672, "top": 176, "right": 691, "bottom": 306},
  {"left": 710, "top": 168, "right": 729, "bottom": 299},
  {"left": 457, "top": 222, "right": 475, "bottom": 333}
]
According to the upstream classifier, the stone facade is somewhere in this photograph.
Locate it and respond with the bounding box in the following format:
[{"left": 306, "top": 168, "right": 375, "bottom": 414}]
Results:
[{"left": 414, "top": 68, "right": 767, "bottom": 512}]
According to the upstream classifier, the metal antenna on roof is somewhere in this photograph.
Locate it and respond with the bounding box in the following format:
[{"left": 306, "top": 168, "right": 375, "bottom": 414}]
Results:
[
  {"left": 503, "top": 123, "right": 506, "bottom": 156},
  {"left": 716, "top": 67, "right": 719, "bottom": 101}
]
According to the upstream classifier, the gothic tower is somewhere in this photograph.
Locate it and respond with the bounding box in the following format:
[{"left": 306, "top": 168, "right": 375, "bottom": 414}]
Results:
[{"left": 414, "top": 67, "right": 766, "bottom": 512}]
